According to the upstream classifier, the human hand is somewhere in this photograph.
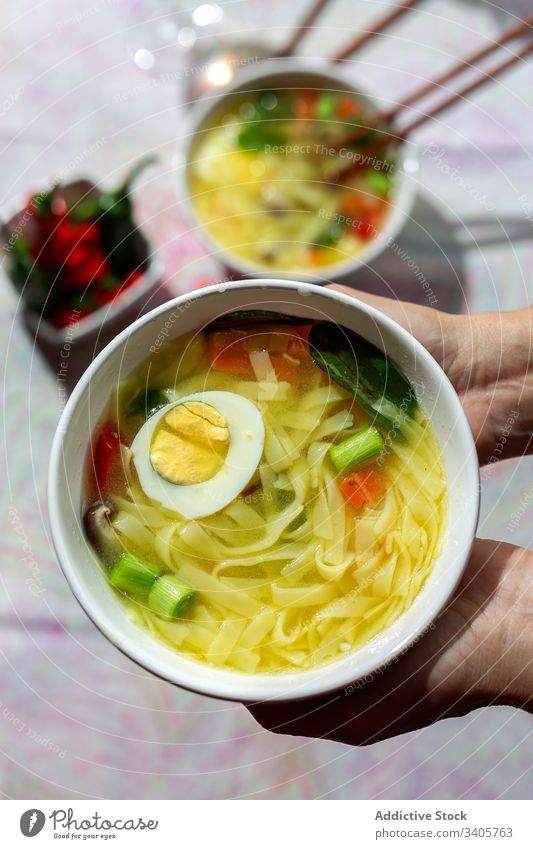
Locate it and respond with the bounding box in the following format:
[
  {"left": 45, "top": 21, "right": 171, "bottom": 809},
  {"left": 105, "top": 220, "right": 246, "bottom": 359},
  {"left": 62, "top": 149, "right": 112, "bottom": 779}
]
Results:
[
  {"left": 248, "top": 539, "right": 533, "bottom": 744},
  {"left": 247, "top": 291, "right": 533, "bottom": 744}
]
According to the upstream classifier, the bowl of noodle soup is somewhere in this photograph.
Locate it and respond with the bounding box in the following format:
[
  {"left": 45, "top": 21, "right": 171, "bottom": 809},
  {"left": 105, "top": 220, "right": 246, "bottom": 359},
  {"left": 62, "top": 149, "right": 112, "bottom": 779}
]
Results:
[
  {"left": 178, "top": 58, "right": 418, "bottom": 285},
  {"left": 49, "top": 280, "right": 479, "bottom": 702}
]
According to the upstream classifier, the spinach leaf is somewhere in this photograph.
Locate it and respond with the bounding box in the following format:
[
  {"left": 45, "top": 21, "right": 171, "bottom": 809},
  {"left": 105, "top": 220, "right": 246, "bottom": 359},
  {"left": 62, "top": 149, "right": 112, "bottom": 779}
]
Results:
[
  {"left": 308, "top": 322, "right": 417, "bottom": 432},
  {"left": 205, "top": 310, "right": 311, "bottom": 333},
  {"left": 250, "top": 91, "right": 291, "bottom": 121},
  {"left": 128, "top": 387, "right": 168, "bottom": 421}
]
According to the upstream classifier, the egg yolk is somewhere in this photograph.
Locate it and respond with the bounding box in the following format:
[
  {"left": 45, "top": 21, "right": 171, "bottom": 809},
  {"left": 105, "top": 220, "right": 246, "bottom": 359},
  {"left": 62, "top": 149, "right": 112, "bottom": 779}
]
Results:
[{"left": 150, "top": 401, "right": 229, "bottom": 485}]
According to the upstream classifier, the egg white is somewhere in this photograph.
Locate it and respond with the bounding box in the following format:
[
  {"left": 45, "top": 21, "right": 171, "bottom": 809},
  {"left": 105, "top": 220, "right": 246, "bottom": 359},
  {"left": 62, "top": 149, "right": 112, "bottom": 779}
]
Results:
[{"left": 130, "top": 391, "right": 265, "bottom": 519}]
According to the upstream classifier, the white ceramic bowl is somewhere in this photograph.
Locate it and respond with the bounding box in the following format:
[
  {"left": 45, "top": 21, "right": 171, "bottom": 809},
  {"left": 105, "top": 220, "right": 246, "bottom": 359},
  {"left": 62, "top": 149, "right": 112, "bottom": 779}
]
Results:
[
  {"left": 48, "top": 280, "right": 479, "bottom": 703},
  {"left": 177, "top": 58, "right": 418, "bottom": 285}
]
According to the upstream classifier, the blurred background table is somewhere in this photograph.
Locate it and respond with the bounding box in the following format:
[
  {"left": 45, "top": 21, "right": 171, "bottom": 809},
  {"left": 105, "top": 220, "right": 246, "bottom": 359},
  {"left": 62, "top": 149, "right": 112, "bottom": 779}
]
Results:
[{"left": 1, "top": 0, "right": 532, "bottom": 799}]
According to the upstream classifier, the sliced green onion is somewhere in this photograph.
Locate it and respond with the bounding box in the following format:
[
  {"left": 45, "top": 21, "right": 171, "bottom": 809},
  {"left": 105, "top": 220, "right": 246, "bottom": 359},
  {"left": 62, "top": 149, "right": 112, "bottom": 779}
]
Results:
[
  {"left": 364, "top": 171, "right": 391, "bottom": 197},
  {"left": 148, "top": 575, "right": 196, "bottom": 621},
  {"left": 315, "top": 92, "right": 337, "bottom": 120},
  {"left": 109, "top": 553, "right": 162, "bottom": 597},
  {"left": 329, "top": 426, "right": 384, "bottom": 475},
  {"left": 314, "top": 220, "right": 345, "bottom": 248}
]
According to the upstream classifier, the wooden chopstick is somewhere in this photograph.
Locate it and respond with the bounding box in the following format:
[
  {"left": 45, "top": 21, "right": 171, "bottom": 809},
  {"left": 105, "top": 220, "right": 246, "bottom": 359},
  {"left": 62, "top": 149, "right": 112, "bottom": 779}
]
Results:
[
  {"left": 381, "top": 13, "right": 533, "bottom": 125},
  {"left": 275, "top": 0, "right": 421, "bottom": 61},
  {"left": 328, "top": 15, "right": 533, "bottom": 179},
  {"left": 331, "top": 0, "right": 423, "bottom": 63},
  {"left": 330, "top": 39, "right": 533, "bottom": 184},
  {"left": 332, "top": 14, "right": 533, "bottom": 152},
  {"left": 274, "top": 0, "right": 332, "bottom": 58}
]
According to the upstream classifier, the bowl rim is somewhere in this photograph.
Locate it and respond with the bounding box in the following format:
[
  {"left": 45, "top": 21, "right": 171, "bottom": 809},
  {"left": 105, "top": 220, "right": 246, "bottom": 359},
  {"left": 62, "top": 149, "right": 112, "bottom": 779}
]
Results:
[
  {"left": 176, "top": 56, "right": 419, "bottom": 283},
  {"left": 48, "top": 279, "right": 480, "bottom": 702}
]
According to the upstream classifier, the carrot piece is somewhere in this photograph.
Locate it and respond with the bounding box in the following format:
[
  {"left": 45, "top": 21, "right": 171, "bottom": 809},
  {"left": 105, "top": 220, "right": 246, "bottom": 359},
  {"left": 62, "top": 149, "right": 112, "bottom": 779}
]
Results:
[
  {"left": 307, "top": 247, "right": 328, "bottom": 267},
  {"left": 340, "top": 192, "right": 385, "bottom": 215},
  {"left": 337, "top": 98, "right": 361, "bottom": 118},
  {"left": 294, "top": 93, "right": 317, "bottom": 120},
  {"left": 207, "top": 332, "right": 254, "bottom": 375},
  {"left": 354, "top": 216, "right": 377, "bottom": 241},
  {"left": 268, "top": 327, "right": 312, "bottom": 380},
  {"left": 287, "top": 330, "right": 312, "bottom": 368},
  {"left": 339, "top": 467, "right": 384, "bottom": 510},
  {"left": 287, "top": 327, "right": 309, "bottom": 352},
  {"left": 269, "top": 353, "right": 298, "bottom": 382},
  {"left": 291, "top": 323, "right": 310, "bottom": 342}
]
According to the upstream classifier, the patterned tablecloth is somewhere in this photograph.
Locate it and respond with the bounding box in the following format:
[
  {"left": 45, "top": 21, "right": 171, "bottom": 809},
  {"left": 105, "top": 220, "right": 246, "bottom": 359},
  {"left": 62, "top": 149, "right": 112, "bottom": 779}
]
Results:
[{"left": 1, "top": 0, "right": 532, "bottom": 799}]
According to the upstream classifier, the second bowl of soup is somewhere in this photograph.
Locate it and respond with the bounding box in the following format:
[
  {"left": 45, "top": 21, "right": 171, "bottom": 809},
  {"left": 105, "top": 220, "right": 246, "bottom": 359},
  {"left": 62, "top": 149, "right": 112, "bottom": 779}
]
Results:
[{"left": 180, "top": 59, "right": 418, "bottom": 284}]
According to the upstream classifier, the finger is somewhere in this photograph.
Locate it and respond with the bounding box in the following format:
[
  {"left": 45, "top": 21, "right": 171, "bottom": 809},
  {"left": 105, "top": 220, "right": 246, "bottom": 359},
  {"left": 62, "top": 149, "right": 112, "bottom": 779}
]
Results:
[
  {"left": 326, "top": 283, "right": 432, "bottom": 338},
  {"left": 325, "top": 283, "right": 457, "bottom": 376}
]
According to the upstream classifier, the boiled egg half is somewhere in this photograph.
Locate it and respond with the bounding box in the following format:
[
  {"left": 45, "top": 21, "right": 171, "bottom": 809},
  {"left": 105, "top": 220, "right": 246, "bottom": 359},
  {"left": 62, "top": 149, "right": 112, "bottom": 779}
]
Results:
[{"left": 131, "top": 391, "right": 264, "bottom": 519}]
